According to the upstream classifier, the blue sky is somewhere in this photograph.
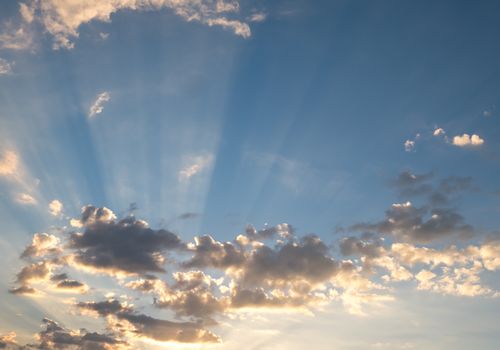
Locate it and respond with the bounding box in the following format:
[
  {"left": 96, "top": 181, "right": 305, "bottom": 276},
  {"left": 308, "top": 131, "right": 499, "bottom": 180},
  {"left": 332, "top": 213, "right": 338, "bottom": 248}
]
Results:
[{"left": 0, "top": 1, "right": 499, "bottom": 349}]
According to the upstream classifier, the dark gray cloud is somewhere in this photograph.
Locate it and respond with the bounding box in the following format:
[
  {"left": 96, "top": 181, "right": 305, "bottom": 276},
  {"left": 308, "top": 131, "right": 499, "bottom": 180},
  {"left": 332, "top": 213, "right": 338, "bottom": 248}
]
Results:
[
  {"left": 36, "top": 318, "right": 126, "bottom": 350},
  {"left": 339, "top": 236, "right": 384, "bottom": 258},
  {"left": 15, "top": 261, "right": 50, "bottom": 284},
  {"left": 177, "top": 212, "right": 200, "bottom": 220},
  {"left": 351, "top": 202, "right": 473, "bottom": 243},
  {"left": 8, "top": 285, "right": 36, "bottom": 295},
  {"left": 182, "top": 235, "right": 245, "bottom": 269},
  {"left": 0, "top": 318, "right": 126, "bottom": 350},
  {"left": 353, "top": 172, "right": 477, "bottom": 243},
  {"left": 69, "top": 212, "right": 183, "bottom": 275},
  {"left": 239, "top": 235, "right": 338, "bottom": 287},
  {"left": 77, "top": 300, "right": 220, "bottom": 343},
  {"left": 392, "top": 171, "right": 475, "bottom": 206}
]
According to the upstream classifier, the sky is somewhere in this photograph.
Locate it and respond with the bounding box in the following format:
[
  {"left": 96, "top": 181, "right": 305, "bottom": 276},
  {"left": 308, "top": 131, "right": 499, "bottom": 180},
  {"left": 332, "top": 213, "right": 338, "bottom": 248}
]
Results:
[{"left": 0, "top": 0, "right": 500, "bottom": 349}]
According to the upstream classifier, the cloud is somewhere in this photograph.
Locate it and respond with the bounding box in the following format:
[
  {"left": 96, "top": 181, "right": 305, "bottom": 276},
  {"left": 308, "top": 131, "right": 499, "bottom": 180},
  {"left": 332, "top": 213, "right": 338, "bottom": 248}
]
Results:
[
  {"left": 14, "top": 192, "right": 37, "bottom": 205},
  {"left": 0, "top": 20, "right": 33, "bottom": 50},
  {"left": 68, "top": 206, "right": 183, "bottom": 275},
  {"left": 0, "top": 332, "right": 17, "bottom": 349},
  {"left": 392, "top": 171, "right": 475, "bottom": 206},
  {"left": 0, "top": 58, "right": 13, "bottom": 75},
  {"left": 77, "top": 299, "right": 220, "bottom": 343},
  {"left": 178, "top": 154, "right": 213, "bottom": 181},
  {"left": 433, "top": 127, "right": 445, "bottom": 136},
  {"left": 0, "top": 150, "right": 19, "bottom": 177},
  {"left": 404, "top": 139, "right": 415, "bottom": 152},
  {"left": 249, "top": 12, "right": 267, "bottom": 22},
  {"left": 351, "top": 201, "right": 473, "bottom": 243},
  {"left": 5, "top": 0, "right": 255, "bottom": 50},
  {"left": 8, "top": 203, "right": 500, "bottom": 345},
  {"left": 21, "top": 233, "right": 61, "bottom": 259},
  {"left": 48, "top": 199, "right": 63, "bottom": 216},
  {"left": 89, "top": 91, "right": 110, "bottom": 118},
  {"left": 452, "top": 133, "right": 485, "bottom": 147}
]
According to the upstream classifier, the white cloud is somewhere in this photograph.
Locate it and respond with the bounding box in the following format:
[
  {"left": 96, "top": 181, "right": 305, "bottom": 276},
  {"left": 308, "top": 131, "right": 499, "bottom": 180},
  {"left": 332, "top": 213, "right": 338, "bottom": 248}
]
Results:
[
  {"left": 88, "top": 91, "right": 110, "bottom": 118},
  {"left": 433, "top": 127, "right": 445, "bottom": 136},
  {"left": 0, "top": 58, "right": 13, "bottom": 75},
  {"left": 483, "top": 110, "right": 492, "bottom": 117},
  {"left": 14, "top": 193, "right": 37, "bottom": 205},
  {"left": 48, "top": 199, "right": 63, "bottom": 216},
  {"left": 8, "top": 0, "right": 255, "bottom": 50},
  {"left": 249, "top": 13, "right": 267, "bottom": 22},
  {"left": 179, "top": 154, "right": 214, "bottom": 181},
  {"left": 404, "top": 140, "right": 415, "bottom": 152},
  {"left": 452, "top": 133, "right": 484, "bottom": 147}
]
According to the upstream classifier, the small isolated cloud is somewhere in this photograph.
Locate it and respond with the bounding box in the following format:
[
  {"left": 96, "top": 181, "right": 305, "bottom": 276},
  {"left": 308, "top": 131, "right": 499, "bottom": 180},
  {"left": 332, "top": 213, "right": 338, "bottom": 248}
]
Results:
[
  {"left": 483, "top": 110, "right": 492, "bottom": 117},
  {"left": 452, "top": 133, "right": 485, "bottom": 147},
  {"left": 249, "top": 12, "right": 267, "bottom": 22},
  {"left": 14, "top": 192, "right": 37, "bottom": 205},
  {"left": 48, "top": 199, "right": 63, "bottom": 216},
  {"left": 178, "top": 154, "right": 214, "bottom": 181},
  {"left": 99, "top": 32, "right": 109, "bottom": 40},
  {"left": 0, "top": 58, "right": 13, "bottom": 75},
  {"left": 404, "top": 140, "right": 415, "bottom": 152},
  {"left": 433, "top": 127, "right": 445, "bottom": 137},
  {"left": 0, "top": 150, "right": 19, "bottom": 177},
  {"left": 89, "top": 91, "right": 111, "bottom": 118}
]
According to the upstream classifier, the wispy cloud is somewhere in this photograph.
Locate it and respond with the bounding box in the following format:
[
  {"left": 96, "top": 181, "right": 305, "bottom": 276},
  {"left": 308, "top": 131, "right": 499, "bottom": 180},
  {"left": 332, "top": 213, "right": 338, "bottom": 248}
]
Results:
[
  {"left": 0, "top": 150, "right": 19, "bottom": 177},
  {"left": 178, "top": 154, "right": 214, "bottom": 181},
  {"left": 1, "top": 0, "right": 257, "bottom": 50},
  {"left": 14, "top": 192, "right": 37, "bottom": 205},
  {"left": 0, "top": 58, "right": 13, "bottom": 75},
  {"left": 89, "top": 91, "right": 110, "bottom": 118}
]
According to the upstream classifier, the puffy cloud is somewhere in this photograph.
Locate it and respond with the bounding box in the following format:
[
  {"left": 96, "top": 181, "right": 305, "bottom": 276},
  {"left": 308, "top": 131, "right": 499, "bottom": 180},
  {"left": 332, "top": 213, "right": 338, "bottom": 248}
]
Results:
[
  {"left": 0, "top": 332, "right": 17, "bottom": 349},
  {"left": 0, "top": 58, "right": 13, "bottom": 75},
  {"left": 68, "top": 207, "right": 183, "bottom": 275},
  {"left": 0, "top": 150, "right": 19, "bottom": 177},
  {"left": 34, "top": 318, "right": 128, "bottom": 350},
  {"left": 8, "top": 0, "right": 254, "bottom": 50},
  {"left": 14, "top": 192, "right": 37, "bottom": 205},
  {"left": 8, "top": 204, "right": 500, "bottom": 346},
  {"left": 433, "top": 127, "right": 445, "bottom": 136},
  {"left": 404, "top": 139, "right": 415, "bottom": 152},
  {"left": 21, "top": 233, "right": 61, "bottom": 259},
  {"left": 183, "top": 235, "right": 245, "bottom": 269},
  {"left": 237, "top": 235, "right": 339, "bottom": 288},
  {"left": 452, "top": 133, "right": 485, "bottom": 147},
  {"left": 89, "top": 91, "right": 110, "bottom": 118},
  {"left": 48, "top": 199, "right": 63, "bottom": 216},
  {"left": 14, "top": 260, "right": 51, "bottom": 285},
  {"left": 77, "top": 300, "right": 220, "bottom": 343},
  {"left": 70, "top": 205, "right": 116, "bottom": 227}
]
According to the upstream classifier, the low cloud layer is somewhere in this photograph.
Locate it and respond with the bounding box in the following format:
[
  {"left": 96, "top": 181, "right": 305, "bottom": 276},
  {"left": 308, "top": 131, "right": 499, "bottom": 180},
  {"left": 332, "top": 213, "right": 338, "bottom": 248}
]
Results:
[{"left": 6, "top": 187, "right": 500, "bottom": 346}]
